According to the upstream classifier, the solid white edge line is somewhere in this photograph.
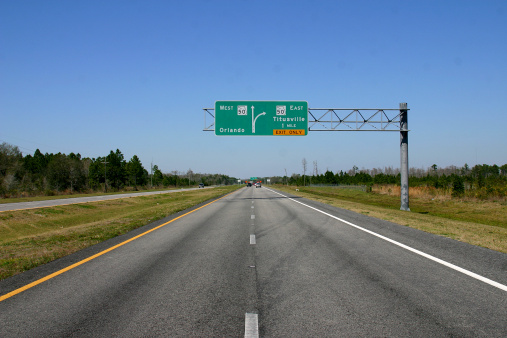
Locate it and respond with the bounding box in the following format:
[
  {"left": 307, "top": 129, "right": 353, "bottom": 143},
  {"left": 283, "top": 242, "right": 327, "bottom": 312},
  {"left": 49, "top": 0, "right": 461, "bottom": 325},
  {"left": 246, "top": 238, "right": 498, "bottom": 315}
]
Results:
[
  {"left": 266, "top": 188, "right": 507, "bottom": 292},
  {"left": 250, "top": 234, "right": 256, "bottom": 245},
  {"left": 245, "top": 312, "right": 259, "bottom": 338}
]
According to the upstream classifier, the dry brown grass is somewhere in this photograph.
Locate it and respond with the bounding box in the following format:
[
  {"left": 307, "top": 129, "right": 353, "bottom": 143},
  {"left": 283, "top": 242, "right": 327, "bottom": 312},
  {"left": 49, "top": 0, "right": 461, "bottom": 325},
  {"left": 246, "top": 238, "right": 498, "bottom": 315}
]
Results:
[
  {"left": 374, "top": 184, "right": 506, "bottom": 202},
  {"left": 374, "top": 184, "right": 455, "bottom": 201}
]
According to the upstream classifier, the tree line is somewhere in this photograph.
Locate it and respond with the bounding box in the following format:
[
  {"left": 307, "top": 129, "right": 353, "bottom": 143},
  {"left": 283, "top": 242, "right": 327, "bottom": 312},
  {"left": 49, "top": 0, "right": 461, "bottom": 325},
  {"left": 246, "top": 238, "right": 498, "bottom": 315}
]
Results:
[
  {"left": 2, "top": 141, "right": 505, "bottom": 199},
  {"left": 272, "top": 163, "right": 507, "bottom": 199},
  {"left": 0, "top": 142, "right": 236, "bottom": 197}
]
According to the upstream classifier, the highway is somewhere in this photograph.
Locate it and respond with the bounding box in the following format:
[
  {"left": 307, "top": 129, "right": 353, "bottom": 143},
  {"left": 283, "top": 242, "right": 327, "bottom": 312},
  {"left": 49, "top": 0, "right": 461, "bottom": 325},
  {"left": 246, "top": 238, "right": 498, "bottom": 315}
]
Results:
[
  {"left": 0, "top": 186, "right": 506, "bottom": 336},
  {"left": 0, "top": 187, "right": 209, "bottom": 212}
]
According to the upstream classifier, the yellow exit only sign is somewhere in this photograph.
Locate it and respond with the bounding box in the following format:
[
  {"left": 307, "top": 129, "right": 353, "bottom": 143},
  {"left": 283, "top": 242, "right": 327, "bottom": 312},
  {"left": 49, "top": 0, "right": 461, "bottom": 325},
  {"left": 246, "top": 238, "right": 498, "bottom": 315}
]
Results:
[{"left": 273, "top": 129, "right": 306, "bottom": 135}]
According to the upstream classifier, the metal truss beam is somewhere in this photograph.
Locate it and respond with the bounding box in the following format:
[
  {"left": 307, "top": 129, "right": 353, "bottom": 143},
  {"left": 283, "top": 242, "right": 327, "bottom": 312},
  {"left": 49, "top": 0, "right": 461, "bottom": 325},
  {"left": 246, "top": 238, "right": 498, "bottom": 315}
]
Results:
[
  {"left": 203, "top": 107, "right": 410, "bottom": 132},
  {"left": 308, "top": 108, "right": 407, "bottom": 132},
  {"left": 203, "top": 108, "right": 215, "bottom": 132}
]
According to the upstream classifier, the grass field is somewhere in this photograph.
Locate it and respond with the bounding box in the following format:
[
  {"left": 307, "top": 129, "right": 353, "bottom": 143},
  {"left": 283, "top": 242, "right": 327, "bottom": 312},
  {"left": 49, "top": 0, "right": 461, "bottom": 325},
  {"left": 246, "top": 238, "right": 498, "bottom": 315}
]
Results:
[
  {"left": 273, "top": 185, "right": 507, "bottom": 254},
  {"left": 0, "top": 186, "right": 241, "bottom": 280}
]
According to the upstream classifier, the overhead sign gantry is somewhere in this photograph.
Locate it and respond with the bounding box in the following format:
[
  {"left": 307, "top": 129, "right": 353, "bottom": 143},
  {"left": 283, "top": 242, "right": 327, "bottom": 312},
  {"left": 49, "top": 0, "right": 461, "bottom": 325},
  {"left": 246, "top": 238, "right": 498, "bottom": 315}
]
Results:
[{"left": 203, "top": 102, "right": 411, "bottom": 211}]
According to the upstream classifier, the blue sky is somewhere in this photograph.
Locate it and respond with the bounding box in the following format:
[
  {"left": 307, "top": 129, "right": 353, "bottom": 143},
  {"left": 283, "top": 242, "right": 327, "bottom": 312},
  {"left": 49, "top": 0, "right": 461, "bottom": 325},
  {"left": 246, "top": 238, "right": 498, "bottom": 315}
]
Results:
[{"left": 1, "top": 0, "right": 506, "bottom": 179}]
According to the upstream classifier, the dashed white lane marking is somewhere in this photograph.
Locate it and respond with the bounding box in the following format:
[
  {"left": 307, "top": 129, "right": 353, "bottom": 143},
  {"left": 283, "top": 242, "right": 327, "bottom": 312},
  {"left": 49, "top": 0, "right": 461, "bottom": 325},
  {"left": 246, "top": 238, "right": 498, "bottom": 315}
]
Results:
[
  {"left": 245, "top": 313, "right": 259, "bottom": 338},
  {"left": 266, "top": 188, "right": 507, "bottom": 292},
  {"left": 250, "top": 235, "right": 256, "bottom": 245},
  {"left": 251, "top": 215, "right": 255, "bottom": 220},
  {"left": 251, "top": 206, "right": 254, "bottom": 209}
]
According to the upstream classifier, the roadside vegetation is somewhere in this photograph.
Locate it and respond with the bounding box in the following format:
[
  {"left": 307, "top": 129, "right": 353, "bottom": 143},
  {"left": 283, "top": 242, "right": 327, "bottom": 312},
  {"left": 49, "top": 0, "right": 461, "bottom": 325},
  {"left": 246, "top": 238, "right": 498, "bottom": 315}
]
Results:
[
  {"left": 0, "top": 185, "right": 240, "bottom": 281},
  {"left": 272, "top": 162, "right": 507, "bottom": 201},
  {"left": 273, "top": 185, "right": 507, "bottom": 254},
  {"left": 0, "top": 142, "right": 237, "bottom": 199}
]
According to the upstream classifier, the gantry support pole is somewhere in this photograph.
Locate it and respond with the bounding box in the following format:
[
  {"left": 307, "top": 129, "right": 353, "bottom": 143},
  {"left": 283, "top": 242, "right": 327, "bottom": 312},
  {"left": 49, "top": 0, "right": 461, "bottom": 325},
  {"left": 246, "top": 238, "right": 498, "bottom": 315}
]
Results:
[{"left": 399, "top": 102, "right": 410, "bottom": 211}]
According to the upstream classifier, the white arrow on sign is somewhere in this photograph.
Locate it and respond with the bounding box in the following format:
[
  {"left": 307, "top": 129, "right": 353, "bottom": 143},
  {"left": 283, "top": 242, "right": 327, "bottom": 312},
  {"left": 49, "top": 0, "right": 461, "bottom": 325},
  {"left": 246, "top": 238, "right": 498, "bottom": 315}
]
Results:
[{"left": 251, "top": 105, "right": 266, "bottom": 133}]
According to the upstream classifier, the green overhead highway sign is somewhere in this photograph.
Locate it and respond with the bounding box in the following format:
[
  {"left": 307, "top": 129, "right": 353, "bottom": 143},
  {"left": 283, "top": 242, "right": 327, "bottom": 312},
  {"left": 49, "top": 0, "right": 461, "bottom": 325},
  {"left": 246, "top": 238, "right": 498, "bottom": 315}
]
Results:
[{"left": 215, "top": 101, "right": 308, "bottom": 136}]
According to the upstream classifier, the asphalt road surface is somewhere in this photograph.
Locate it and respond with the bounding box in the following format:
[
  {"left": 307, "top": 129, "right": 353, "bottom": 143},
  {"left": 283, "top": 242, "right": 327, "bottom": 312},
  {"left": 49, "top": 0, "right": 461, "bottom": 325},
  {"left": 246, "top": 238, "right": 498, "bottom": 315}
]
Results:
[
  {"left": 0, "top": 187, "right": 208, "bottom": 212},
  {"left": 0, "top": 186, "right": 506, "bottom": 337}
]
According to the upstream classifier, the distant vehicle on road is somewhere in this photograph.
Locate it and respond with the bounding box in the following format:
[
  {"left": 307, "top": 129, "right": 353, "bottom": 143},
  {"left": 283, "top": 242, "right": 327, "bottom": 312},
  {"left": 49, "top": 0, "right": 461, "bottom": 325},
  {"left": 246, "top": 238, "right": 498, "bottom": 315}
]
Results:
[
  {"left": 247, "top": 182, "right": 252, "bottom": 187},
  {"left": 199, "top": 183, "right": 204, "bottom": 188},
  {"left": 255, "top": 182, "right": 261, "bottom": 188}
]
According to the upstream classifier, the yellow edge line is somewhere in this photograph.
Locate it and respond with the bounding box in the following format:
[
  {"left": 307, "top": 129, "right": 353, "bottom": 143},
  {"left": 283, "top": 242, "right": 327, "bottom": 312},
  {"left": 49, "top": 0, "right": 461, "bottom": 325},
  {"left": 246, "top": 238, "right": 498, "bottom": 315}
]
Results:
[{"left": 0, "top": 190, "right": 237, "bottom": 303}]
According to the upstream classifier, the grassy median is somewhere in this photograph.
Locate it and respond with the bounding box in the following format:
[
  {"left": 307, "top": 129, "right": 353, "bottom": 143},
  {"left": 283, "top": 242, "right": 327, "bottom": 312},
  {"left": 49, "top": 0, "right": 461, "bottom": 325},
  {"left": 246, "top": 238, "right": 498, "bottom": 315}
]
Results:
[
  {"left": 0, "top": 186, "right": 241, "bottom": 281},
  {"left": 0, "top": 187, "right": 181, "bottom": 204},
  {"left": 272, "top": 185, "right": 507, "bottom": 254}
]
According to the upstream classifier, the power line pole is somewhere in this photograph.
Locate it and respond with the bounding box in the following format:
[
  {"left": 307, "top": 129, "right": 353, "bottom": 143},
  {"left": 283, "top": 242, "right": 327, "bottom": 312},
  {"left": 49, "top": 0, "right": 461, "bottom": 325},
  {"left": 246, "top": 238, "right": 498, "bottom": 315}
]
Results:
[{"left": 102, "top": 159, "right": 109, "bottom": 193}]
